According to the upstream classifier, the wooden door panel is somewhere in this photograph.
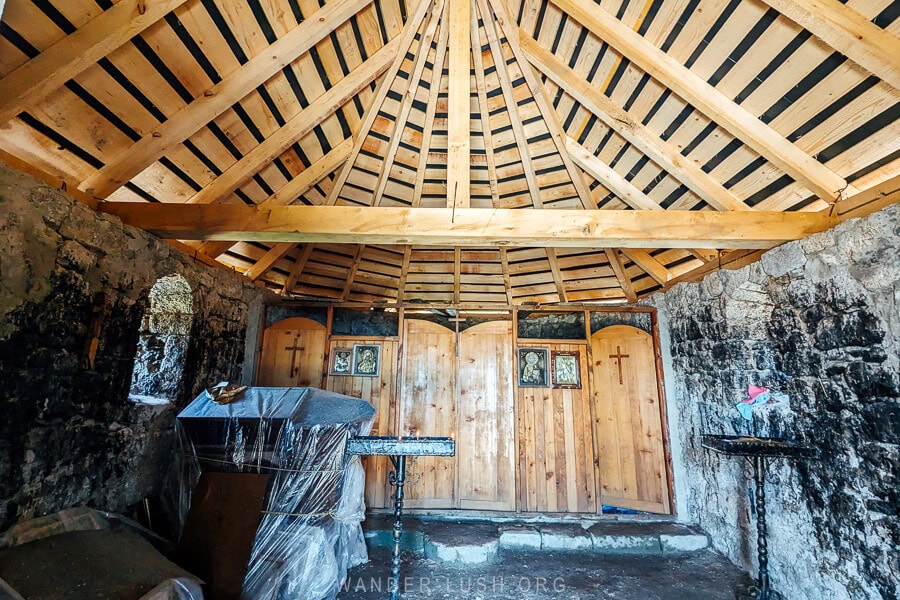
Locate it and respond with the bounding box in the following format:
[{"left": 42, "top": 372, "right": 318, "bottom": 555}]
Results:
[
  {"left": 591, "top": 325, "right": 670, "bottom": 514},
  {"left": 516, "top": 344, "right": 596, "bottom": 513},
  {"left": 400, "top": 320, "right": 456, "bottom": 509},
  {"left": 326, "top": 339, "right": 399, "bottom": 509},
  {"left": 457, "top": 321, "right": 516, "bottom": 511},
  {"left": 256, "top": 318, "right": 326, "bottom": 387}
]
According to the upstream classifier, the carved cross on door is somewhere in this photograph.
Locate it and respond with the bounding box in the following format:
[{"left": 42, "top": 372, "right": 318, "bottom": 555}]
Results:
[
  {"left": 284, "top": 334, "right": 304, "bottom": 378},
  {"left": 609, "top": 345, "right": 630, "bottom": 385}
]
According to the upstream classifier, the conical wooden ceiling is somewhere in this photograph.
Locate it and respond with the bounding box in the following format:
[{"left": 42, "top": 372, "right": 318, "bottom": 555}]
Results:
[{"left": 0, "top": 0, "right": 897, "bottom": 306}]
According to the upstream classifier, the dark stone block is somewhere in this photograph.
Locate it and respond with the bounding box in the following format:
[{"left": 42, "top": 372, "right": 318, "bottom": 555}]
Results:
[{"left": 861, "top": 402, "right": 900, "bottom": 444}]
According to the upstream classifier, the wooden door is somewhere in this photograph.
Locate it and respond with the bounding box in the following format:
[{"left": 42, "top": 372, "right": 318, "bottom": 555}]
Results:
[
  {"left": 256, "top": 317, "right": 326, "bottom": 387},
  {"left": 326, "top": 338, "right": 399, "bottom": 509},
  {"left": 517, "top": 343, "right": 597, "bottom": 513},
  {"left": 457, "top": 321, "right": 516, "bottom": 511},
  {"left": 590, "top": 325, "right": 670, "bottom": 514},
  {"left": 399, "top": 319, "right": 456, "bottom": 508}
]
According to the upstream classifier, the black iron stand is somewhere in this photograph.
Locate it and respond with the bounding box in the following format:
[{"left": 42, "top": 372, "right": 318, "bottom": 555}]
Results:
[
  {"left": 387, "top": 455, "right": 407, "bottom": 600},
  {"left": 751, "top": 455, "right": 770, "bottom": 600}
]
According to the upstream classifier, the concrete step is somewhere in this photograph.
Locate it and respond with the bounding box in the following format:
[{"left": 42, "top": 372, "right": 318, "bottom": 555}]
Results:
[{"left": 363, "top": 517, "right": 709, "bottom": 558}]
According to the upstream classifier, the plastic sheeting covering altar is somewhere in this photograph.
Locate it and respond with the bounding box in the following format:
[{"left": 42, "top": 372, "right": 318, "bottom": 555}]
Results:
[{"left": 175, "top": 387, "right": 376, "bottom": 600}]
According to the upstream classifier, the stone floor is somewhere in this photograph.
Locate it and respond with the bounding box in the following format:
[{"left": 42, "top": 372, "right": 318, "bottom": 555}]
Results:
[{"left": 338, "top": 517, "right": 752, "bottom": 599}]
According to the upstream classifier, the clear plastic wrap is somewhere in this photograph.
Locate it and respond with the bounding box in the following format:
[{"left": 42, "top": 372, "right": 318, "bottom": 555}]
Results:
[
  {"left": 175, "top": 387, "right": 376, "bottom": 600},
  {"left": 0, "top": 507, "right": 203, "bottom": 600}
]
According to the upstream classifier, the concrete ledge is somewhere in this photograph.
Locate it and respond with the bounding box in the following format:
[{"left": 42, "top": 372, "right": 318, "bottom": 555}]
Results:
[
  {"left": 660, "top": 533, "right": 709, "bottom": 553},
  {"left": 539, "top": 524, "right": 593, "bottom": 551},
  {"left": 498, "top": 524, "right": 542, "bottom": 550},
  {"left": 423, "top": 522, "right": 499, "bottom": 564},
  {"left": 587, "top": 523, "right": 661, "bottom": 554}
]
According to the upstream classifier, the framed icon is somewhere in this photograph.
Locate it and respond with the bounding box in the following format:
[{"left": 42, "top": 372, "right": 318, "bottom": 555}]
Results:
[
  {"left": 351, "top": 344, "right": 381, "bottom": 377},
  {"left": 329, "top": 347, "right": 353, "bottom": 376},
  {"left": 551, "top": 351, "right": 581, "bottom": 389},
  {"left": 518, "top": 347, "right": 550, "bottom": 387}
]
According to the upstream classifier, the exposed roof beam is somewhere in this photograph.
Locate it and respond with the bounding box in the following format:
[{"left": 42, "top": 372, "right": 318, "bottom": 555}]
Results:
[
  {"left": 396, "top": 247, "right": 414, "bottom": 301},
  {"left": 245, "top": 242, "right": 295, "bottom": 281},
  {"left": 522, "top": 37, "right": 748, "bottom": 212},
  {"left": 79, "top": 0, "right": 371, "bottom": 198},
  {"left": 489, "top": 0, "right": 595, "bottom": 211},
  {"left": 544, "top": 0, "right": 856, "bottom": 202},
  {"left": 282, "top": 245, "right": 315, "bottom": 294},
  {"left": 566, "top": 137, "right": 661, "bottom": 211},
  {"left": 620, "top": 249, "right": 673, "bottom": 286},
  {"left": 447, "top": 0, "right": 472, "bottom": 209},
  {"left": 471, "top": 0, "right": 501, "bottom": 206},
  {"left": 453, "top": 247, "right": 463, "bottom": 303},
  {"left": 499, "top": 248, "right": 515, "bottom": 305},
  {"left": 325, "top": 0, "right": 436, "bottom": 206},
  {"left": 0, "top": 0, "right": 189, "bottom": 126},
  {"left": 99, "top": 204, "right": 839, "bottom": 248},
  {"left": 341, "top": 245, "right": 366, "bottom": 300},
  {"left": 185, "top": 37, "right": 400, "bottom": 206},
  {"left": 759, "top": 0, "right": 900, "bottom": 90},
  {"left": 196, "top": 139, "right": 352, "bottom": 258},
  {"left": 545, "top": 248, "right": 569, "bottom": 302},
  {"left": 605, "top": 249, "right": 637, "bottom": 303}
]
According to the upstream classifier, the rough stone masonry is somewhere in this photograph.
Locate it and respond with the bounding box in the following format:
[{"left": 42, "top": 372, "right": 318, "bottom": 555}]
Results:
[
  {"left": 0, "top": 164, "right": 265, "bottom": 531},
  {"left": 648, "top": 204, "right": 899, "bottom": 599}
]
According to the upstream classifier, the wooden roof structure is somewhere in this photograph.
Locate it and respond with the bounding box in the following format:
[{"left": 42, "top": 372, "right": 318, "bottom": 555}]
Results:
[{"left": 0, "top": 0, "right": 898, "bottom": 305}]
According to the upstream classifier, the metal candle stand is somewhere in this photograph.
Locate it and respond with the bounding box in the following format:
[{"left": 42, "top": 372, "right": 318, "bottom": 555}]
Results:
[
  {"left": 347, "top": 435, "right": 456, "bottom": 600},
  {"left": 701, "top": 435, "right": 818, "bottom": 600}
]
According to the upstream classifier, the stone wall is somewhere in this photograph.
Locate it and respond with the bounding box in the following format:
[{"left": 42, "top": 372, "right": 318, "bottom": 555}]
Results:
[
  {"left": 648, "top": 205, "right": 899, "bottom": 599},
  {"left": 0, "top": 164, "right": 263, "bottom": 531}
]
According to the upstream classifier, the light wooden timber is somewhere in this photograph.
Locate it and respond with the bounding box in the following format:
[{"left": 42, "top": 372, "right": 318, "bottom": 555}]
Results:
[
  {"left": 184, "top": 35, "right": 402, "bottom": 206},
  {"left": 545, "top": 248, "right": 568, "bottom": 302},
  {"left": 325, "top": 0, "right": 435, "bottom": 206},
  {"left": 245, "top": 242, "right": 295, "bottom": 281},
  {"left": 0, "top": 0, "right": 190, "bottom": 126},
  {"left": 566, "top": 138, "right": 661, "bottom": 211},
  {"left": 620, "top": 249, "right": 672, "bottom": 285},
  {"left": 98, "top": 203, "right": 839, "bottom": 248},
  {"left": 447, "top": 0, "right": 472, "bottom": 209},
  {"left": 546, "top": 0, "right": 856, "bottom": 202},
  {"left": 78, "top": 0, "right": 373, "bottom": 198},
  {"left": 759, "top": 0, "right": 900, "bottom": 90},
  {"left": 834, "top": 174, "right": 900, "bottom": 220},
  {"left": 282, "top": 245, "right": 315, "bottom": 294},
  {"left": 605, "top": 249, "right": 637, "bottom": 303},
  {"left": 521, "top": 37, "right": 749, "bottom": 213}
]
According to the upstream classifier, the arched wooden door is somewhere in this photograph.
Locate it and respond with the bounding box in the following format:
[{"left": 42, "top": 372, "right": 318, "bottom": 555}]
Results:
[
  {"left": 590, "top": 325, "right": 671, "bottom": 514},
  {"left": 457, "top": 321, "right": 515, "bottom": 511},
  {"left": 256, "top": 317, "right": 327, "bottom": 387},
  {"left": 399, "top": 319, "right": 456, "bottom": 508}
]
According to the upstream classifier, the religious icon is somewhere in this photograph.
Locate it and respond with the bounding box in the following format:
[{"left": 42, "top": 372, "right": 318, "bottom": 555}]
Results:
[
  {"left": 551, "top": 351, "right": 581, "bottom": 389},
  {"left": 329, "top": 348, "right": 353, "bottom": 376},
  {"left": 518, "top": 347, "right": 550, "bottom": 387},
  {"left": 352, "top": 344, "right": 381, "bottom": 377}
]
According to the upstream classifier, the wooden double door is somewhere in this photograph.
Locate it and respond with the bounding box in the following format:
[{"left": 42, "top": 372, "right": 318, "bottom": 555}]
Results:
[{"left": 400, "top": 319, "right": 516, "bottom": 511}]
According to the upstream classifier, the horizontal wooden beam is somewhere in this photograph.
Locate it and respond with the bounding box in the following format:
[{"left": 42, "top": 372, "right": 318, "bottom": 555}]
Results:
[
  {"left": 98, "top": 204, "right": 839, "bottom": 248},
  {"left": 0, "top": 0, "right": 189, "bottom": 126},
  {"left": 759, "top": 0, "right": 900, "bottom": 90}
]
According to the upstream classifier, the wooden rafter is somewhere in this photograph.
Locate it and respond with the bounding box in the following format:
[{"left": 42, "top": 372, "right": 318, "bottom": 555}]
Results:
[
  {"left": 521, "top": 35, "right": 750, "bottom": 213},
  {"left": 245, "top": 242, "right": 295, "bottom": 281},
  {"left": 759, "top": 0, "right": 900, "bottom": 90},
  {"left": 620, "top": 249, "right": 673, "bottom": 286},
  {"left": 545, "top": 248, "right": 568, "bottom": 302},
  {"left": 99, "top": 203, "right": 840, "bottom": 248},
  {"left": 498, "top": 248, "right": 515, "bottom": 304},
  {"left": 0, "top": 0, "right": 190, "bottom": 127},
  {"left": 453, "top": 247, "right": 462, "bottom": 303},
  {"left": 488, "top": 0, "right": 594, "bottom": 211},
  {"left": 282, "top": 245, "right": 315, "bottom": 294},
  {"left": 447, "top": 0, "right": 472, "bottom": 209},
  {"left": 605, "top": 249, "right": 637, "bottom": 303},
  {"left": 479, "top": 0, "right": 543, "bottom": 208},
  {"left": 566, "top": 138, "right": 661, "bottom": 211},
  {"left": 79, "top": 0, "right": 371, "bottom": 198},
  {"left": 471, "top": 0, "right": 501, "bottom": 206},
  {"left": 545, "top": 0, "right": 856, "bottom": 202},
  {"left": 341, "top": 245, "right": 366, "bottom": 300},
  {"left": 325, "top": 0, "right": 436, "bottom": 206},
  {"left": 372, "top": 0, "right": 446, "bottom": 208},
  {"left": 396, "top": 247, "right": 414, "bottom": 301},
  {"left": 186, "top": 37, "right": 400, "bottom": 206}
]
